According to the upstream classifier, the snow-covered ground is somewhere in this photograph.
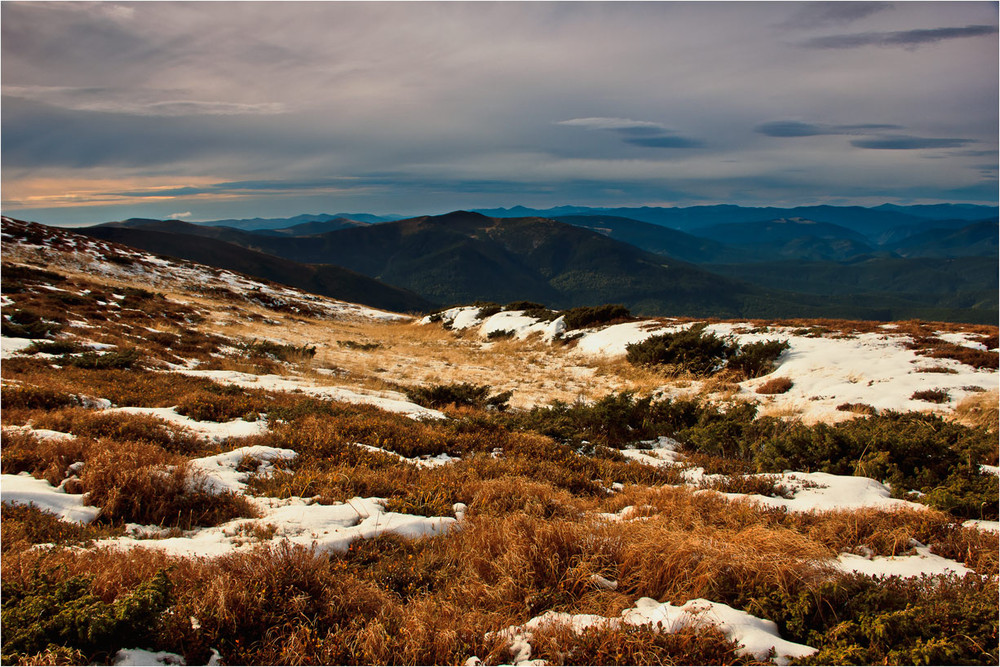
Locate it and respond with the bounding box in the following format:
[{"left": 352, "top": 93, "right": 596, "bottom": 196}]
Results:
[
  {"left": 426, "top": 306, "right": 998, "bottom": 423},
  {"left": 493, "top": 596, "right": 817, "bottom": 666},
  {"left": 175, "top": 369, "right": 446, "bottom": 420}
]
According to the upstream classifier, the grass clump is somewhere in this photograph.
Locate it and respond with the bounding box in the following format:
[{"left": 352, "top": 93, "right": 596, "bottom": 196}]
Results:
[
  {"left": 2, "top": 308, "right": 62, "bottom": 339},
  {"left": 59, "top": 348, "right": 141, "bottom": 370},
  {"left": 911, "top": 388, "right": 950, "bottom": 404},
  {"left": 741, "top": 573, "right": 998, "bottom": 666},
  {"left": 562, "top": 304, "right": 632, "bottom": 331},
  {"left": 626, "top": 324, "right": 734, "bottom": 376},
  {"left": 626, "top": 325, "right": 788, "bottom": 378},
  {"left": 405, "top": 382, "right": 513, "bottom": 412},
  {"left": 237, "top": 338, "right": 316, "bottom": 363},
  {"left": 756, "top": 377, "right": 793, "bottom": 395},
  {"left": 1, "top": 568, "right": 173, "bottom": 664},
  {"left": 22, "top": 340, "right": 85, "bottom": 356}
]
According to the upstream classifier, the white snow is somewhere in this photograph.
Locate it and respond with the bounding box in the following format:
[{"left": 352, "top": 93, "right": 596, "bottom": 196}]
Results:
[
  {"left": 835, "top": 545, "right": 973, "bottom": 578},
  {"left": 1, "top": 336, "right": 35, "bottom": 358},
  {"left": 573, "top": 320, "right": 680, "bottom": 357},
  {"left": 706, "top": 471, "right": 926, "bottom": 514},
  {"left": 357, "top": 443, "right": 460, "bottom": 468},
  {"left": 95, "top": 494, "right": 456, "bottom": 559},
  {"left": 188, "top": 446, "right": 298, "bottom": 494},
  {"left": 478, "top": 311, "right": 566, "bottom": 342},
  {"left": 1, "top": 472, "right": 101, "bottom": 524},
  {"left": 962, "top": 519, "right": 1000, "bottom": 533},
  {"left": 566, "top": 320, "right": 997, "bottom": 423},
  {"left": 497, "top": 596, "right": 816, "bottom": 666},
  {"left": 113, "top": 649, "right": 186, "bottom": 666},
  {"left": 107, "top": 406, "right": 269, "bottom": 441},
  {"left": 175, "top": 369, "right": 446, "bottom": 420},
  {"left": 2, "top": 424, "right": 77, "bottom": 442},
  {"left": 934, "top": 331, "right": 990, "bottom": 351},
  {"left": 90, "top": 443, "right": 457, "bottom": 558}
]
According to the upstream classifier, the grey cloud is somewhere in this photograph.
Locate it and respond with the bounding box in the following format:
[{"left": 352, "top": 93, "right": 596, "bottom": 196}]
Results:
[
  {"left": 2, "top": 86, "right": 286, "bottom": 116},
  {"left": 850, "top": 136, "right": 975, "bottom": 149},
  {"left": 779, "top": 2, "right": 893, "bottom": 29},
  {"left": 558, "top": 117, "right": 704, "bottom": 149},
  {"left": 623, "top": 136, "right": 705, "bottom": 149},
  {"left": 756, "top": 121, "right": 903, "bottom": 137},
  {"left": 801, "top": 24, "right": 998, "bottom": 49}
]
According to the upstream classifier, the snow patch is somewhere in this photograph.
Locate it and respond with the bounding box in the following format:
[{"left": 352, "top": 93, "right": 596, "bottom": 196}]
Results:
[
  {"left": 497, "top": 596, "right": 816, "bottom": 666},
  {"left": 107, "top": 406, "right": 269, "bottom": 442},
  {"left": 1, "top": 472, "right": 101, "bottom": 524}
]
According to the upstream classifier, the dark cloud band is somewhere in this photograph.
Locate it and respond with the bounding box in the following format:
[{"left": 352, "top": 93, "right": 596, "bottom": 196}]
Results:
[{"left": 801, "top": 24, "right": 998, "bottom": 49}]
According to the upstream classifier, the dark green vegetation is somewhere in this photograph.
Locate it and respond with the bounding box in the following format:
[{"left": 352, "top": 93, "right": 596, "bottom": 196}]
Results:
[
  {"left": 78, "top": 207, "right": 999, "bottom": 322},
  {"left": 77, "top": 224, "right": 433, "bottom": 313},
  {"left": 502, "top": 392, "right": 998, "bottom": 521},
  {"left": 405, "top": 382, "right": 513, "bottom": 411},
  {"left": 625, "top": 324, "right": 789, "bottom": 378},
  {"left": 1, "top": 568, "right": 173, "bottom": 664}
]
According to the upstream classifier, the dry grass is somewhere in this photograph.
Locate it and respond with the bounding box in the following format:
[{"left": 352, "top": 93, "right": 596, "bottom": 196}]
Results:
[
  {"left": 953, "top": 390, "right": 999, "bottom": 432},
  {"left": 755, "top": 377, "right": 793, "bottom": 395}
]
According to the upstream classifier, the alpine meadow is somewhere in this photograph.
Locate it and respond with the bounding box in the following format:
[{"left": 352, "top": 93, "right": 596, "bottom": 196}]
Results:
[{"left": 1, "top": 2, "right": 998, "bottom": 666}]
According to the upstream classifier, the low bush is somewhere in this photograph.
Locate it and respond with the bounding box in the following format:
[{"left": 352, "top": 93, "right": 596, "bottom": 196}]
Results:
[
  {"left": 337, "top": 340, "right": 381, "bottom": 351},
  {"left": 60, "top": 348, "right": 141, "bottom": 370},
  {"left": 1, "top": 384, "right": 79, "bottom": 411},
  {"left": 836, "top": 402, "right": 877, "bottom": 415},
  {"left": 911, "top": 388, "right": 950, "bottom": 404},
  {"left": 80, "top": 442, "right": 258, "bottom": 528},
  {"left": 23, "top": 340, "right": 85, "bottom": 356},
  {"left": 486, "top": 329, "right": 515, "bottom": 340},
  {"left": 562, "top": 304, "right": 632, "bottom": 331},
  {"left": 727, "top": 339, "right": 790, "bottom": 379},
  {"left": 626, "top": 324, "right": 736, "bottom": 376},
  {"left": 741, "top": 573, "right": 998, "bottom": 666},
  {"left": 405, "top": 382, "right": 513, "bottom": 412},
  {"left": 1, "top": 504, "right": 116, "bottom": 553},
  {"left": 474, "top": 301, "right": 502, "bottom": 319},
  {"left": 504, "top": 301, "right": 547, "bottom": 312},
  {"left": 237, "top": 339, "right": 316, "bottom": 363},
  {"left": 756, "top": 377, "right": 793, "bottom": 395},
  {"left": 2, "top": 309, "right": 62, "bottom": 339},
  {"left": 1, "top": 568, "right": 173, "bottom": 664}
]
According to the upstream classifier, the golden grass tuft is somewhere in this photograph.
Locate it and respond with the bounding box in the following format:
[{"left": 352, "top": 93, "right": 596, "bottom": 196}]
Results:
[{"left": 953, "top": 389, "right": 999, "bottom": 433}]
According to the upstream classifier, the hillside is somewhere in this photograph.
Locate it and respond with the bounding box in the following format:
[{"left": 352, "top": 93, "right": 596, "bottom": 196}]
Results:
[
  {"left": 476, "top": 203, "right": 998, "bottom": 236},
  {"left": 1, "top": 215, "right": 997, "bottom": 666},
  {"left": 75, "top": 224, "right": 434, "bottom": 313}
]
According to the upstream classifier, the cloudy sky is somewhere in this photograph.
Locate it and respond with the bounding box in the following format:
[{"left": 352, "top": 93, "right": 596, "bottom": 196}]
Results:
[{"left": 2, "top": 1, "right": 997, "bottom": 225}]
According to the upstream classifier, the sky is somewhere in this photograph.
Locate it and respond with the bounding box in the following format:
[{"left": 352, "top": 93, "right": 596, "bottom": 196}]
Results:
[{"left": 2, "top": 1, "right": 998, "bottom": 225}]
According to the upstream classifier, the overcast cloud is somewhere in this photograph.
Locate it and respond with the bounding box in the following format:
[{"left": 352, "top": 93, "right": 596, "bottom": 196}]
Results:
[{"left": 1, "top": 1, "right": 996, "bottom": 225}]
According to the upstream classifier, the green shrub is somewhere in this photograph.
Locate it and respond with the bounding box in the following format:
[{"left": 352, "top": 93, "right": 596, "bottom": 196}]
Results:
[
  {"left": 1, "top": 568, "right": 172, "bottom": 663},
  {"left": 504, "top": 301, "right": 547, "bottom": 311},
  {"left": 562, "top": 304, "right": 632, "bottom": 330},
  {"left": 23, "top": 340, "right": 85, "bottom": 356},
  {"left": 625, "top": 324, "right": 736, "bottom": 376},
  {"left": 405, "top": 383, "right": 512, "bottom": 411},
  {"left": 238, "top": 339, "right": 316, "bottom": 363},
  {"left": 2, "top": 309, "right": 62, "bottom": 339},
  {"left": 473, "top": 301, "right": 502, "bottom": 319},
  {"left": 486, "top": 329, "right": 515, "bottom": 340},
  {"left": 337, "top": 340, "right": 381, "bottom": 351},
  {"left": 740, "top": 574, "right": 998, "bottom": 666},
  {"left": 727, "top": 339, "right": 790, "bottom": 379},
  {"left": 60, "top": 348, "right": 141, "bottom": 370}
]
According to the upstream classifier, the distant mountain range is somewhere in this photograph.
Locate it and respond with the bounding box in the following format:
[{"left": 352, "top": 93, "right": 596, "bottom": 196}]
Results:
[
  {"left": 474, "top": 203, "right": 997, "bottom": 235},
  {"left": 75, "top": 206, "right": 998, "bottom": 323},
  {"left": 77, "top": 224, "right": 433, "bottom": 313}
]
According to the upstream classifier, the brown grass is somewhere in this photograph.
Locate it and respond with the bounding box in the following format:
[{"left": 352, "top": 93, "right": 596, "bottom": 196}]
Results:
[
  {"left": 952, "top": 390, "right": 999, "bottom": 432},
  {"left": 755, "top": 377, "right": 793, "bottom": 395}
]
